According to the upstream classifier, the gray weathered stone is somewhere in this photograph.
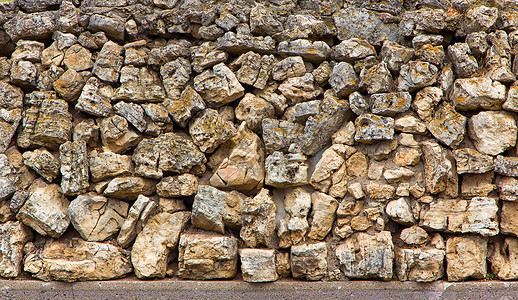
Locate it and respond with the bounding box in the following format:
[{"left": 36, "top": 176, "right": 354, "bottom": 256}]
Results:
[
  {"left": 265, "top": 152, "right": 308, "bottom": 188},
  {"left": 59, "top": 140, "right": 89, "bottom": 196},
  {"left": 291, "top": 242, "right": 327, "bottom": 281}
]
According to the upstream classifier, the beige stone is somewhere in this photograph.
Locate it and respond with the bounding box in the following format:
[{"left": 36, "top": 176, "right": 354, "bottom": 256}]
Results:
[{"left": 446, "top": 235, "right": 487, "bottom": 281}]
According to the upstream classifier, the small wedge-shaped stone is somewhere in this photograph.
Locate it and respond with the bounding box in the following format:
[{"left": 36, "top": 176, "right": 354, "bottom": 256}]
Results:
[
  {"left": 69, "top": 193, "right": 129, "bottom": 242},
  {"left": 17, "top": 178, "right": 70, "bottom": 238},
  {"left": 132, "top": 211, "right": 191, "bottom": 279},
  {"left": 194, "top": 63, "right": 244, "bottom": 107},
  {"left": 117, "top": 195, "right": 158, "bottom": 248}
]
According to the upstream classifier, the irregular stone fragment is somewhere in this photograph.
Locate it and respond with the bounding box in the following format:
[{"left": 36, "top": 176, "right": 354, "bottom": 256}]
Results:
[
  {"left": 63, "top": 44, "right": 93, "bottom": 71},
  {"left": 336, "top": 232, "right": 394, "bottom": 279},
  {"left": 10, "top": 60, "right": 39, "bottom": 88},
  {"left": 495, "top": 156, "right": 518, "bottom": 177},
  {"left": 329, "top": 62, "right": 359, "bottom": 98},
  {"left": 178, "top": 231, "right": 238, "bottom": 280},
  {"left": 451, "top": 77, "right": 506, "bottom": 111},
  {"left": 400, "top": 226, "right": 429, "bottom": 245},
  {"left": 500, "top": 201, "right": 518, "bottom": 237},
  {"left": 98, "top": 115, "right": 141, "bottom": 154},
  {"left": 291, "top": 242, "right": 327, "bottom": 280},
  {"left": 216, "top": 32, "right": 276, "bottom": 54},
  {"left": 398, "top": 61, "right": 438, "bottom": 91},
  {"left": 157, "top": 174, "right": 198, "bottom": 198},
  {"left": 416, "top": 44, "right": 445, "bottom": 66},
  {"left": 497, "top": 176, "right": 518, "bottom": 201},
  {"left": 386, "top": 198, "right": 414, "bottom": 225},
  {"left": 60, "top": 141, "right": 89, "bottom": 196},
  {"left": 296, "top": 95, "right": 348, "bottom": 155},
  {"left": 160, "top": 58, "right": 191, "bottom": 99},
  {"left": 240, "top": 189, "right": 276, "bottom": 248},
  {"left": 277, "top": 39, "right": 330, "bottom": 63},
  {"left": 69, "top": 193, "right": 129, "bottom": 242},
  {"left": 132, "top": 133, "right": 206, "bottom": 179},
  {"left": 262, "top": 119, "right": 304, "bottom": 154},
  {"left": 265, "top": 152, "right": 308, "bottom": 188},
  {"left": 103, "top": 177, "right": 156, "bottom": 201},
  {"left": 194, "top": 63, "right": 244, "bottom": 107},
  {"left": 448, "top": 43, "right": 478, "bottom": 78},
  {"left": 77, "top": 32, "right": 107, "bottom": 50},
  {"left": 371, "top": 92, "right": 411, "bottom": 116},
  {"left": 272, "top": 56, "right": 306, "bottom": 81},
  {"left": 0, "top": 221, "right": 32, "bottom": 278},
  {"left": 468, "top": 111, "right": 517, "bottom": 156},
  {"left": 421, "top": 140, "right": 457, "bottom": 195},
  {"left": 52, "top": 69, "right": 88, "bottom": 102},
  {"left": 4, "top": 11, "right": 57, "bottom": 42},
  {"left": 17, "top": 179, "right": 70, "bottom": 238},
  {"left": 210, "top": 123, "right": 265, "bottom": 193},
  {"left": 88, "top": 150, "right": 133, "bottom": 182},
  {"left": 396, "top": 245, "right": 445, "bottom": 282},
  {"left": 11, "top": 40, "right": 44, "bottom": 62},
  {"left": 465, "top": 32, "right": 488, "bottom": 57},
  {"left": 278, "top": 188, "right": 311, "bottom": 248},
  {"left": 23, "top": 233, "right": 132, "bottom": 282},
  {"left": 88, "top": 14, "right": 125, "bottom": 43},
  {"left": 240, "top": 249, "right": 278, "bottom": 283},
  {"left": 310, "top": 144, "right": 347, "bottom": 193},
  {"left": 332, "top": 38, "right": 376, "bottom": 62},
  {"left": 308, "top": 191, "right": 338, "bottom": 240},
  {"left": 148, "top": 41, "right": 190, "bottom": 66},
  {"left": 113, "top": 101, "right": 147, "bottom": 133},
  {"left": 117, "top": 195, "right": 158, "bottom": 248},
  {"left": 22, "top": 148, "right": 60, "bottom": 182},
  {"left": 92, "top": 41, "right": 123, "bottom": 83},
  {"left": 285, "top": 100, "right": 321, "bottom": 124},
  {"left": 278, "top": 73, "right": 323, "bottom": 103},
  {"left": 426, "top": 103, "right": 466, "bottom": 148},
  {"left": 164, "top": 86, "right": 206, "bottom": 128},
  {"left": 489, "top": 237, "right": 518, "bottom": 280},
  {"left": 413, "top": 87, "right": 442, "bottom": 122},
  {"left": 191, "top": 185, "right": 245, "bottom": 234},
  {"left": 115, "top": 66, "right": 166, "bottom": 103},
  {"left": 420, "top": 197, "right": 499, "bottom": 236},
  {"left": 395, "top": 115, "right": 427, "bottom": 135},
  {"left": 464, "top": 5, "right": 498, "bottom": 35},
  {"left": 132, "top": 211, "right": 191, "bottom": 279},
  {"left": 231, "top": 51, "right": 275, "bottom": 90},
  {"left": 0, "top": 82, "right": 23, "bottom": 153},
  {"left": 191, "top": 42, "right": 227, "bottom": 73},
  {"left": 446, "top": 236, "right": 487, "bottom": 282},
  {"left": 235, "top": 94, "right": 275, "bottom": 132},
  {"left": 453, "top": 148, "right": 494, "bottom": 174},
  {"left": 75, "top": 77, "right": 113, "bottom": 117},
  {"left": 360, "top": 62, "right": 392, "bottom": 94},
  {"left": 354, "top": 114, "right": 394, "bottom": 143},
  {"left": 333, "top": 7, "right": 398, "bottom": 46},
  {"left": 381, "top": 40, "right": 415, "bottom": 72}
]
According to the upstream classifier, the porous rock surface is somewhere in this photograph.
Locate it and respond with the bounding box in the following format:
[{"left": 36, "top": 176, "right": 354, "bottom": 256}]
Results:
[{"left": 0, "top": 0, "right": 517, "bottom": 284}]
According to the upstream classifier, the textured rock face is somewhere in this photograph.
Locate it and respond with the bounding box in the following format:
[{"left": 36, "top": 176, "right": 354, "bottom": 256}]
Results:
[
  {"left": 336, "top": 232, "right": 394, "bottom": 280},
  {"left": 3, "top": 0, "right": 518, "bottom": 285},
  {"left": 132, "top": 211, "right": 191, "bottom": 279},
  {"left": 24, "top": 234, "right": 132, "bottom": 282},
  {"left": 178, "top": 231, "right": 238, "bottom": 280}
]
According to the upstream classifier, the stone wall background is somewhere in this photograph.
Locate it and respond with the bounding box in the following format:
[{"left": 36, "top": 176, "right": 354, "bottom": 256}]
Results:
[{"left": 0, "top": 0, "right": 517, "bottom": 282}]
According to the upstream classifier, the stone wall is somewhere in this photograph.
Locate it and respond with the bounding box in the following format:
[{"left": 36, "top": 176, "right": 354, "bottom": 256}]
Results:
[{"left": 0, "top": 0, "right": 517, "bottom": 283}]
